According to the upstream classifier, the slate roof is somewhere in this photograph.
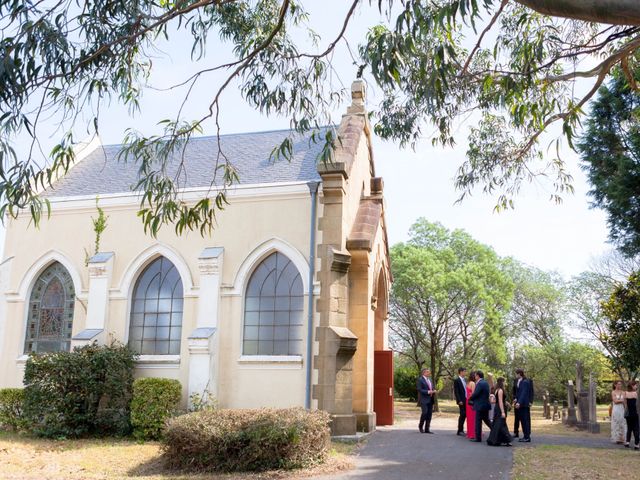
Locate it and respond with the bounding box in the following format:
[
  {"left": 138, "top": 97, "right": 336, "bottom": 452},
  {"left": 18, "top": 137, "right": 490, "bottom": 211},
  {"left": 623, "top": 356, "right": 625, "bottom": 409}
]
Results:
[{"left": 42, "top": 129, "right": 324, "bottom": 198}]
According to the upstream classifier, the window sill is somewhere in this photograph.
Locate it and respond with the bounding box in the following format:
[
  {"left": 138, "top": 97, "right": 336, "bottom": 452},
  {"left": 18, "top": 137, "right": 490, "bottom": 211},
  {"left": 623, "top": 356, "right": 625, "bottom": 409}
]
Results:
[
  {"left": 238, "top": 355, "right": 302, "bottom": 363},
  {"left": 135, "top": 355, "right": 181, "bottom": 369}
]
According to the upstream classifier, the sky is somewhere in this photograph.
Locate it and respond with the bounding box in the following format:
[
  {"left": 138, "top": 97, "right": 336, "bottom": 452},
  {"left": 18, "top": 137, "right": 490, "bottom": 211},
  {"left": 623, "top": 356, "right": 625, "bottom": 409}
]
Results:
[{"left": 0, "top": 1, "right": 613, "bottom": 278}]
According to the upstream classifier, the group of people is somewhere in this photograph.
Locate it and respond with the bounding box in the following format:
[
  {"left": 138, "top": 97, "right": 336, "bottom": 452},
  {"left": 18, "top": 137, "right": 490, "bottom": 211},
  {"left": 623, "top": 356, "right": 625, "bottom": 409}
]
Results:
[
  {"left": 417, "top": 367, "right": 534, "bottom": 446},
  {"left": 610, "top": 380, "right": 639, "bottom": 449}
]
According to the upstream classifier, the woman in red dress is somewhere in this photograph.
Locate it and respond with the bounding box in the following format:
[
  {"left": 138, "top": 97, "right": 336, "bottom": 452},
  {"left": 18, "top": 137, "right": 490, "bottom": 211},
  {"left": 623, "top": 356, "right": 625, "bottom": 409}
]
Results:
[{"left": 466, "top": 371, "right": 477, "bottom": 439}]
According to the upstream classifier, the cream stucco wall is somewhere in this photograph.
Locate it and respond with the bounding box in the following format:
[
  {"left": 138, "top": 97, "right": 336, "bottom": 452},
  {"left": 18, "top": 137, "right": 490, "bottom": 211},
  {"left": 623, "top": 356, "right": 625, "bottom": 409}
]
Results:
[{"left": 0, "top": 182, "right": 320, "bottom": 410}]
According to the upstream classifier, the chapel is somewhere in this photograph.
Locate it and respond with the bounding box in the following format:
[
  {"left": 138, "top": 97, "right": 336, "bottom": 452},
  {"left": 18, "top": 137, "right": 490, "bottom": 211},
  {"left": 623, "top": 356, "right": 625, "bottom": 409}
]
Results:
[{"left": 0, "top": 80, "right": 392, "bottom": 435}]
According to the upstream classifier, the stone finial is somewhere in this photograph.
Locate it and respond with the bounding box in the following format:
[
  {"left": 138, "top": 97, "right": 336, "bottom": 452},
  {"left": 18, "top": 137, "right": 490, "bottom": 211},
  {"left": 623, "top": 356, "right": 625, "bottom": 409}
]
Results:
[{"left": 348, "top": 79, "right": 366, "bottom": 114}]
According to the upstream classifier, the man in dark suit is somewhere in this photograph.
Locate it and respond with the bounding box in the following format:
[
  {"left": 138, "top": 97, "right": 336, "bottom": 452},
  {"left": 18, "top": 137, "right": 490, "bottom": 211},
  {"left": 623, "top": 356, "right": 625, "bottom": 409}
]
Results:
[
  {"left": 417, "top": 368, "right": 436, "bottom": 433},
  {"left": 515, "top": 368, "right": 533, "bottom": 442},
  {"left": 453, "top": 367, "right": 467, "bottom": 436},
  {"left": 468, "top": 370, "right": 492, "bottom": 441}
]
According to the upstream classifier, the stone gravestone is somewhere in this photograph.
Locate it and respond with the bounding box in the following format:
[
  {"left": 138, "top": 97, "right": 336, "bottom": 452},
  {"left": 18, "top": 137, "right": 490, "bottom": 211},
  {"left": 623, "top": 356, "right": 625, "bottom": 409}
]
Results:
[
  {"left": 566, "top": 380, "right": 578, "bottom": 426},
  {"left": 575, "top": 361, "right": 590, "bottom": 430},
  {"left": 588, "top": 373, "right": 600, "bottom": 433},
  {"left": 552, "top": 400, "right": 560, "bottom": 421},
  {"left": 543, "top": 390, "right": 551, "bottom": 419}
]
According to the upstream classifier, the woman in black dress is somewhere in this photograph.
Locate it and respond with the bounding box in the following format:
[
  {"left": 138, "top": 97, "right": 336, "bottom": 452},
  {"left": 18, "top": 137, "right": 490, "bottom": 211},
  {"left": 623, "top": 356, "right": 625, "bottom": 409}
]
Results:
[
  {"left": 487, "top": 377, "right": 513, "bottom": 446},
  {"left": 625, "top": 381, "right": 639, "bottom": 449}
]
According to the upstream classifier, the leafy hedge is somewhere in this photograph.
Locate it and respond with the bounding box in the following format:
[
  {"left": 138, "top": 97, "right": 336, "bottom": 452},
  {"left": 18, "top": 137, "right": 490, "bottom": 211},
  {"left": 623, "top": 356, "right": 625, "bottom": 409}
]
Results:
[
  {"left": 131, "top": 377, "right": 182, "bottom": 440},
  {"left": 0, "top": 388, "right": 25, "bottom": 431},
  {"left": 163, "top": 408, "right": 331, "bottom": 472},
  {"left": 394, "top": 366, "right": 419, "bottom": 401},
  {"left": 23, "top": 343, "right": 136, "bottom": 438}
]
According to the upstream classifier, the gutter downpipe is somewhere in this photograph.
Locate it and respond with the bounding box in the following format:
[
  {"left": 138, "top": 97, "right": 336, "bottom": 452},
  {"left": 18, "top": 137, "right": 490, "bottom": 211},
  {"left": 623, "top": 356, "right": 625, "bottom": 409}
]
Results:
[{"left": 305, "top": 181, "right": 320, "bottom": 410}]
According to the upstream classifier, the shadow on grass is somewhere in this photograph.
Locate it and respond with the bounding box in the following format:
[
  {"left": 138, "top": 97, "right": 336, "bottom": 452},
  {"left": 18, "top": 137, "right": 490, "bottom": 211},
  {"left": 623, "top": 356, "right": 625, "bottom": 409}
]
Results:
[{"left": 126, "top": 453, "right": 172, "bottom": 478}]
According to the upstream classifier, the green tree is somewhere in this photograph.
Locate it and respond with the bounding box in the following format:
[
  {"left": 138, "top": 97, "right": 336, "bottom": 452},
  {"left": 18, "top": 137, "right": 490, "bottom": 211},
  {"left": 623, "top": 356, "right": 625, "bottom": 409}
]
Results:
[
  {"left": 2, "top": 1, "right": 640, "bottom": 234},
  {"left": 601, "top": 272, "right": 640, "bottom": 377},
  {"left": 567, "top": 271, "right": 627, "bottom": 377},
  {"left": 514, "top": 340, "right": 613, "bottom": 401},
  {"left": 577, "top": 64, "right": 640, "bottom": 256},
  {"left": 389, "top": 219, "right": 513, "bottom": 391},
  {"left": 503, "top": 259, "right": 566, "bottom": 347}
]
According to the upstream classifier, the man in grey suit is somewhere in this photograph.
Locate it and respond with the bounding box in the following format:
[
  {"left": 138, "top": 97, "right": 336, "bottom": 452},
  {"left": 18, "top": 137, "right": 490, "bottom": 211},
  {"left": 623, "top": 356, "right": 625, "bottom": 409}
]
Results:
[{"left": 417, "top": 368, "right": 436, "bottom": 433}]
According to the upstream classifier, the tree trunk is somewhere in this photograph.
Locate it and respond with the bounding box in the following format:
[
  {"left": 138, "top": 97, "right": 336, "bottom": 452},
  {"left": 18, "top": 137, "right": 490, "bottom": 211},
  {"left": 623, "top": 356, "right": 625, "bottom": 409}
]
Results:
[
  {"left": 430, "top": 351, "right": 439, "bottom": 413},
  {"left": 515, "top": 0, "right": 640, "bottom": 26}
]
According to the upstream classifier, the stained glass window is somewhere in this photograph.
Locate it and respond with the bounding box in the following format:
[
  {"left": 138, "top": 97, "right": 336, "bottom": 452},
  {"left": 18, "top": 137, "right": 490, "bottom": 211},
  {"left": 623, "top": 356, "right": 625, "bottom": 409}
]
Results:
[
  {"left": 25, "top": 262, "right": 75, "bottom": 353},
  {"left": 243, "top": 252, "right": 304, "bottom": 356},
  {"left": 128, "top": 257, "right": 183, "bottom": 355}
]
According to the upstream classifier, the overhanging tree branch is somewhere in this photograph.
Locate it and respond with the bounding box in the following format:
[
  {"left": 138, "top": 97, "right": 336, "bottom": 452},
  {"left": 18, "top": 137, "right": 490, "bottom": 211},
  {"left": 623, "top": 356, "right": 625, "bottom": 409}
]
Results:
[{"left": 514, "top": 0, "right": 640, "bottom": 27}]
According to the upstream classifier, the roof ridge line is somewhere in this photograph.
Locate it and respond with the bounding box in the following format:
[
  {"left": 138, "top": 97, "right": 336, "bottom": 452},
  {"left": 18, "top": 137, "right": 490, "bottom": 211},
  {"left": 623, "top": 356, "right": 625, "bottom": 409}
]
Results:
[{"left": 98, "top": 126, "right": 335, "bottom": 148}]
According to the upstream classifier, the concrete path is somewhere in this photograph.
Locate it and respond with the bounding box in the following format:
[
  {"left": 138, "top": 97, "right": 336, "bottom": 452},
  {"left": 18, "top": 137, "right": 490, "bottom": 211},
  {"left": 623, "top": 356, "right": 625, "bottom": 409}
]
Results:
[
  {"left": 312, "top": 416, "right": 512, "bottom": 480},
  {"left": 312, "top": 415, "right": 624, "bottom": 480}
]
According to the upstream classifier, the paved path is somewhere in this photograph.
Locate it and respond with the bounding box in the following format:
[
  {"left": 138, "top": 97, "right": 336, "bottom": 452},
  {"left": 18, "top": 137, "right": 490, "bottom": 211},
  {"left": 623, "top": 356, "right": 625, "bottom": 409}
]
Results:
[
  {"left": 313, "top": 416, "right": 621, "bottom": 480},
  {"left": 313, "top": 416, "right": 512, "bottom": 480}
]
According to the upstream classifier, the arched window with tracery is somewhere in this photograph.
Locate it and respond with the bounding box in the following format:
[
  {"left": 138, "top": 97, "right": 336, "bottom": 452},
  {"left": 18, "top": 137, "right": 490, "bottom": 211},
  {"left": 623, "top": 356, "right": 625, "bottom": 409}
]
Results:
[
  {"left": 25, "top": 262, "right": 75, "bottom": 353},
  {"left": 243, "top": 252, "right": 304, "bottom": 356},
  {"left": 128, "top": 257, "right": 183, "bottom": 355}
]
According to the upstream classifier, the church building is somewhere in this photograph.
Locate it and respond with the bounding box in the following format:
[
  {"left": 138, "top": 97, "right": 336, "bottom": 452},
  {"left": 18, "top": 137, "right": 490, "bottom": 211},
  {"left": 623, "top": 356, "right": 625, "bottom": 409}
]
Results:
[{"left": 0, "top": 80, "right": 392, "bottom": 435}]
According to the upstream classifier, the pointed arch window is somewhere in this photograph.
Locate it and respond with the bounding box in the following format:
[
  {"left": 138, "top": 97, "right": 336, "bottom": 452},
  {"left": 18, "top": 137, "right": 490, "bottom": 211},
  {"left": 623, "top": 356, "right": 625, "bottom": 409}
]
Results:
[
  {"left": 243, "top": 252, "right": 304, "bottom": 356},
  {"left": 25, "top": 262, "right": 75, "bottom": 353},
  {"left": 128, "top": 257, "right": 183, "bottom": 355}
]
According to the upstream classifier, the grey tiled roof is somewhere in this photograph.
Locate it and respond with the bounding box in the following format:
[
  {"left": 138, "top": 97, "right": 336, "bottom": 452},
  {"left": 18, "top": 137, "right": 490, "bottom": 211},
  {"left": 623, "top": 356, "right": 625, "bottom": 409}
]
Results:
[{"left": 42, "top": 129, "right": 323, "bottom": 198}]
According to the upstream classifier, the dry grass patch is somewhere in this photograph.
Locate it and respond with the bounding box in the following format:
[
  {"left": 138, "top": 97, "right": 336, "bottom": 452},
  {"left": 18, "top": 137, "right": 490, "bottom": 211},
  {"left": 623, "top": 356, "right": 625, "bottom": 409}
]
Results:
[
  {"left": 513, "top": 444, "right": 640, "bottom": 480},
  {"left": 529, "top": 404, "right": 611, "bottom": 439},
  {"left": 0, "top": 431, "right": 356, "bottom": 480},
  {"left": 394, "top": 399, "right": 458, "bottom": 424}
]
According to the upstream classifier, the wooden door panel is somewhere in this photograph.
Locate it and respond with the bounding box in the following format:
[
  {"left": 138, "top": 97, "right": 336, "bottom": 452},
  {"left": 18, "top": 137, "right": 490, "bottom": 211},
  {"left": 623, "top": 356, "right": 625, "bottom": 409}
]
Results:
[{"left": 374, "top": 350, "right": 394, "bottom": 426}]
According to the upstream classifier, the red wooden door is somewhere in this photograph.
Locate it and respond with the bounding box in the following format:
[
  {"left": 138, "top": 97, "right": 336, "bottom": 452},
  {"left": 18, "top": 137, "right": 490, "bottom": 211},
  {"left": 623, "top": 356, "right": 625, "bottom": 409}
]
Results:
[{"left": 374, "top": 350, "right": 394, "bottom": 426}]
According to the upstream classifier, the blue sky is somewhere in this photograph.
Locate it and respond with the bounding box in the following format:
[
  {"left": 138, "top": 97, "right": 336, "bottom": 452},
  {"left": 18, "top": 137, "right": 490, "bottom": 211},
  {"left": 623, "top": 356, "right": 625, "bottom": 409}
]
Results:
[{"left": 0, "top": 1, "right": 611, "bottom": 277}]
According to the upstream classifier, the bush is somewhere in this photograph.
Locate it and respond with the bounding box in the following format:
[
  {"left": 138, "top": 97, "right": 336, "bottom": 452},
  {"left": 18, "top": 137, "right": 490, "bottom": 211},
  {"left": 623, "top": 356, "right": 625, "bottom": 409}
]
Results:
[
  {"left": 394, "top": 366, "right": 419, "bottom": 401},
  {"left": 23, "top": 342, "right": 136, "bottom": 438},
  {"left": 163, "top": 407, "right": 330, "bottom": 472},
  {"left": 0, "top": 388, "right": 25, "bottom": 431},
  {"left": 131, "top": 377, "right": 182, "bottom": 440}
]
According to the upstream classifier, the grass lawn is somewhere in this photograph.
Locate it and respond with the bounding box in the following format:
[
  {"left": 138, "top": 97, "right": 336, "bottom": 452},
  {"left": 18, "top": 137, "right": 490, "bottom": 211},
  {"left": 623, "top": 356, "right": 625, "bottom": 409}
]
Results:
[
  {"left": 513, "top": 444, "right": 640, "bottom": 480},
  {"left": 394, "top": 398, "right": 459, "bottom": 423},
  {"left": 0, "top": 431, "right": 356, "bottom": 480}
]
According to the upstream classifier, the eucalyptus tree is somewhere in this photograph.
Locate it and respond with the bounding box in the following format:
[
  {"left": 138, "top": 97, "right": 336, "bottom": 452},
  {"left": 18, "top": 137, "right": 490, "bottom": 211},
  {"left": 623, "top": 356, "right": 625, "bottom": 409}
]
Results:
[
  {"left": 503, "top": 259, "right": 566, "bottom": 347},
  {"left": 568, "top": 272, "right": 616, "bottom": 348},
  {"left": 389, "top": 219, "right": 513, "bottom": 387},
  {"left": 589, "top": 250, "right": 640, "bottom": 282},
  {"left": 568, "top": 252, "right": 640, "bottom": 379},
  {"left": 2, "top": 0, "right": 640, "bottom": 235}
]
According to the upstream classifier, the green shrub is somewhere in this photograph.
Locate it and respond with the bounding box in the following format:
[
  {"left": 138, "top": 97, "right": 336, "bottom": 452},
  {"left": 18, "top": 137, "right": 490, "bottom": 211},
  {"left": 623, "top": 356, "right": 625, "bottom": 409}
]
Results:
[
  {"left": 0, "top": 388, "right": 25, "bottom": 431},
  {"left": 131, "top": 377, "right": 182, "bottom": 440},
  {"left": 23, "top": 342, "right": 136, "bottom": 438},
  {"left": 394, "top": 366, "right": 420, "bottom": 401},
  {"left": 163, "top": 407, "right": 330, "bottom": 472}
]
